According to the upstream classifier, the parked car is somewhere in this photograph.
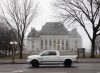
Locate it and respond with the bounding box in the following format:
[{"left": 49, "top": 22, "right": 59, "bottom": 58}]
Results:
[{"left": 27, "top": 50, "right": 78, "bottom": 67}]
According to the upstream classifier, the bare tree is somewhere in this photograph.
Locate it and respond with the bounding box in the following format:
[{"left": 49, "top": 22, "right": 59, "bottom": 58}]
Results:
[
  {"left": 54, "top": 0, "right": 100, "bottom": 58},
  {"left": 0, "top": 0, "right": 38, "bottom": 59},
  {"left": 0, "top": 21, "right": 18, "bottom": 56}
]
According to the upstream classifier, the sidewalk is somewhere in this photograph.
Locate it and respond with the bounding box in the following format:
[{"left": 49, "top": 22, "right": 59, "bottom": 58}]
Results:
[
  {"left": 0, "top": 59, "right": 27, "bottom": 64},
  {"left": 0, "top": 58, "right": 100, "bottom": 64}
]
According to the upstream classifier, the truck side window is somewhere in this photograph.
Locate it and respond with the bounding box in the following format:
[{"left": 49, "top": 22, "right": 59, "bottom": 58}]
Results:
[
  {"left": 41, "top": 52, "right": 49, "bottom": 56},
  {"left": 41, "top": 51, "right": 56, "bottom": 56},
  {"left": 49, "top": 51, "right": 56, "bottom": 55}
]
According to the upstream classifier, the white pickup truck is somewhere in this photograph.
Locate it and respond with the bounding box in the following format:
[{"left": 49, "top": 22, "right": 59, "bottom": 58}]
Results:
[{"left": 27, "top": 50, "right": 78, "bottom": 67}]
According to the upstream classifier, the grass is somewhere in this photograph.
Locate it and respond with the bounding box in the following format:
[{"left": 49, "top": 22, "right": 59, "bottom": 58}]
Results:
[
  {"left": 95, "top": 54, "right": 100, "bottom": 58},
  {"left": 0, "top": 53, "right": 29, "bottom": 60},
  {"left": 78, "top": 53, "right": 100, "bottom": 58}
]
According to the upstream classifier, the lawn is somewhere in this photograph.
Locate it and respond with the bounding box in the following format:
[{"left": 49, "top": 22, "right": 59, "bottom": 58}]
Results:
[
  {"left": 78, "top": 53, "right": 100, "bottom": 58},
  {"left": 0, "top": 53, "right": 29, "bottom": 60}
]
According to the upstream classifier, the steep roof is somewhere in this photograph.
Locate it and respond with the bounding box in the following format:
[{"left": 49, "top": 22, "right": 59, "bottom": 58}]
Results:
[
  {"left": 27, "top": 22, "right": 82, "bottom": 39},
  {"left": 69, "top": 28, "right": 81, "bottom": 38},
  {"left": 28, "top": 28, "right": 39, "bottom": 37},
  {"left": 39, "top": 22, "right": 69, "bottom": 35}
]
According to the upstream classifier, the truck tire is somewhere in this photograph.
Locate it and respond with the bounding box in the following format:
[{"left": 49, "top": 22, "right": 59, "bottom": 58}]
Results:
[
  {"left": 64, "top": 59, "right": 72, "bottom": 67},
  {"left": 31, "top": 60, "right": 39, "bottom": 67}
]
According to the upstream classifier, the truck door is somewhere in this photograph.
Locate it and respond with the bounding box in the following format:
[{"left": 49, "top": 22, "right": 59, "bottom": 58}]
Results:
[{"left": 39, "top": 51, "right": 59, "bottom": 64}]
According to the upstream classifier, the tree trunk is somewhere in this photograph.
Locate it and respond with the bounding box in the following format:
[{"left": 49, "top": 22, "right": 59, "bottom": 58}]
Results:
[
  {"left": 19, "top": 43, "right": 23, "bottom": 59},
  {"left": 99, "top": 47, "right": 100, "bottom": 54},
  {"left": 91, "top": 38, "right": 96, "bottom": 58},
  {"left": 19, "top": 38, "right": 24, "bottom": 59}
]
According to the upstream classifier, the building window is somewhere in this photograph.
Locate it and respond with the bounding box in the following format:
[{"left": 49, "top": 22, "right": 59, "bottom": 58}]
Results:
[
  {"left": 75, "top": 40, "right": 77, "bottom": 44},
  {"left": 58, "top": 40, "right": 60, "bottom": 44},
  {"left": 66, "top": 40, "right": 68, "bottom": 49},
  {"left": 49, "top": 40, "right": 51, "bottom": 46},
  {"left": 53, "top": 40, "right": 56, "bottom": 48},
  {"left": 46, "top": 47, "right": 47, "bottom": 49},
  {"left": 32, "top": 45, "right": 34, "bottom": 48},
  {"left": 62, "top": 40, "right": 64, "bottom": 50},
  {"left": 32, "top": 40, "right": 34, "bottom": 43},
  {"left": 62, "top": 47, "right": 64, "bottom": 50},
  {"left": 37, "top": 48, "right": 38, "bottom": 51},
  {"left": 62, "top": 40, "right": 64, "bottom": 46},
  {"left": 53, "top": 40, "right": 56, "bottom": 46},
  {"left": 41, "top": 46, "right": 43, "bottom": 49},
  {"left": 41, "top": 40, "right": 43, "bottom": 46},
  {"left": 57, "top": 40, "right": 60, "bottom": 49},
  {"left": 58, "top": 45, "right": 60, "bottom": 49},
  {"left": 75, "top": 45, "right": 77, "bottom": 49},
  {"left": 45, "top": 40, "right": 47, "bottom": 46}
]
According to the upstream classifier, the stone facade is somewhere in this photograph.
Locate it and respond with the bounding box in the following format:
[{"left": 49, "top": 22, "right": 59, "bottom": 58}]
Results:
[
  {"left": 95, "top": 35, "right": 100, "bottom": 54},
  {"left": 25, "top": 22, "right": 82, "bottom": 55}
]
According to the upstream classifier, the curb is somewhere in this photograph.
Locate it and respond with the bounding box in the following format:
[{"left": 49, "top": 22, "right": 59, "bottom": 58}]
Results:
[
  {"left": 0, "top": 62, "right": 100, "bottom": 64},
  {"left": 76, "top": 61, "right": 100, "bottom": 63},
  {"left": 0, "top": 63, "right": 27, "bottom": 64},
  {"left": 0, "top": 62, "right": 27, "bottom": 64}
]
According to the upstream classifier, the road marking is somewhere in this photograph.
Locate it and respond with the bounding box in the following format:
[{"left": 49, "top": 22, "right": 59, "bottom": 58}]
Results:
[
  {"left": 34, "top": 72, "right": 68, "bottom": 73},
  {"left": 97, "top": 72, "right": 100, "bottom": 73},
  {"left": 0, "top": 69, "right": 29, "bottom": 73},
  {"left": 46, "top": 72, "right": 67, "bottom": 73},
  {"left": 12, "top": 70, "right": 29, "bottom": 73}
]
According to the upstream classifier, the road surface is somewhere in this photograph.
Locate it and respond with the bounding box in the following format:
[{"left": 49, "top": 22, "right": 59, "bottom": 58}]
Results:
[{"left": 0, "top": 63, "right": 100, "bottom": 73}]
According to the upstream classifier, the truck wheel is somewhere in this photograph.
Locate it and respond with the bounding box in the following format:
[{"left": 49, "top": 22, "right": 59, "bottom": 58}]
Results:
[
  {"left": 31, "top": 60, "right": 39, "bottom": 67},
  {"left": 64, "top": 59, "right": 72, "bottom": 67}
]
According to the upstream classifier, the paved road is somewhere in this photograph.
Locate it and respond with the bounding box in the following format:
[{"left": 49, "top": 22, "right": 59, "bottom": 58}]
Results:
[{"left": 0, "top": 63, "right": 100, "bottom": 73}]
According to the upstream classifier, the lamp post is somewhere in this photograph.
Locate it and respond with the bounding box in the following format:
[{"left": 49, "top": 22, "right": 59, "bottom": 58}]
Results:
[{"left": 10, "top": 41, "right": 18, "bottom": 63}]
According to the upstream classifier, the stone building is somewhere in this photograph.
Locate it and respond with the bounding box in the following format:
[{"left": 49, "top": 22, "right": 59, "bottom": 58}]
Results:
[
  {"left": 25, "top": 22, "right": 82, "bottom": 55},
  {"left": 95, "top": 35, "right": 100, "bottom": 54}
]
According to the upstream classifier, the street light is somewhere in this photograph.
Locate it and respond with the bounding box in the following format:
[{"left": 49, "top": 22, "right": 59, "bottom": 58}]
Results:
[{"left": 10, "top": 41, "right": 18, "bottom": 63}]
